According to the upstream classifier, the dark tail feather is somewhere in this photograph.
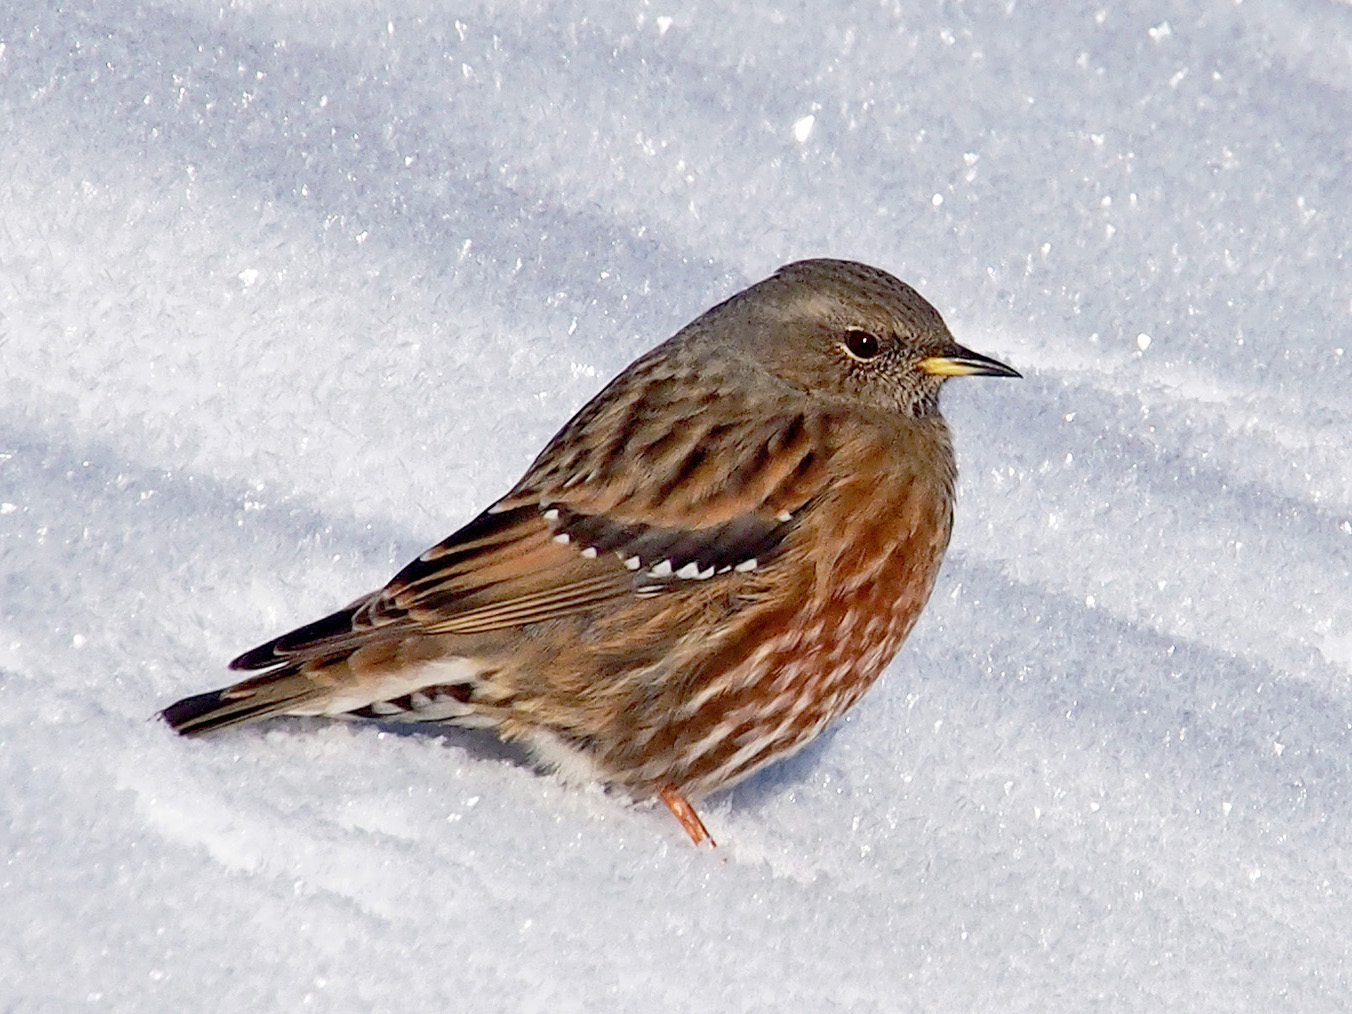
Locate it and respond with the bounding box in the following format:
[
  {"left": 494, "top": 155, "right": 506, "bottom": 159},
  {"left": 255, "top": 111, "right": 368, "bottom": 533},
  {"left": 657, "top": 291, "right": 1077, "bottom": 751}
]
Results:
[
  {"left": 160, "top": 673, "right": 323, "bottom": 736},
  {"left": 167, "top": 603, "right": 372, "bottom": 735},
  {"left": 160, "top": 688, "right": 253, "bottom": 736}
]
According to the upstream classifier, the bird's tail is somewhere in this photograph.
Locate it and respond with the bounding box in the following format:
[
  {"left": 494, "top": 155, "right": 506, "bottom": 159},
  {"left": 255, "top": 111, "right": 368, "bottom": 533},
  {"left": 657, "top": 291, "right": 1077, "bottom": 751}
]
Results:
[
  {"left": 162, "top": 599, "right": 379, "bottom": 735},
  {"left": 160, "top": 669, "right": 327, "bottom": 736}
]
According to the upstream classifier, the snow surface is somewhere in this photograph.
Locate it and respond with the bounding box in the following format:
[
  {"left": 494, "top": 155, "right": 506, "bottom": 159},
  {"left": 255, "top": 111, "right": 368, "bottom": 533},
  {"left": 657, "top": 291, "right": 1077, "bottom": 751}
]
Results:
[{"left": 3, "top": 1, "right": 1351, "bottom": 1010}]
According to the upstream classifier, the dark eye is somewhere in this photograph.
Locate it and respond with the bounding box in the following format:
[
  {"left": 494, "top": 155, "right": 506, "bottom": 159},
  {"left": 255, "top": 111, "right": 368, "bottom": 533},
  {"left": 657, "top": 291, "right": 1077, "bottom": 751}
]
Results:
[{"left": 842, "top": 328, "right": 883, "bottom": 361}]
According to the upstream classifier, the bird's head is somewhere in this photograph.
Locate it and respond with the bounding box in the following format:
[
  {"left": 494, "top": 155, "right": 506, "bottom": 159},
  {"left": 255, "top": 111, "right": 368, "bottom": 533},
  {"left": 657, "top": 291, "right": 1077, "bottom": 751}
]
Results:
[{"left": 708, "top": 258, "right": 1019, "bottom": 417}]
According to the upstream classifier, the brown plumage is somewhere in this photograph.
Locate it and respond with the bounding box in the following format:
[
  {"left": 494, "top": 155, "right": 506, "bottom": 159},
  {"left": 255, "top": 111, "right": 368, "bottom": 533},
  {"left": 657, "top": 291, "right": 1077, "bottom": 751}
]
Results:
[{"left": 162, "top": 259, "right": 1019, "bottom": 845}]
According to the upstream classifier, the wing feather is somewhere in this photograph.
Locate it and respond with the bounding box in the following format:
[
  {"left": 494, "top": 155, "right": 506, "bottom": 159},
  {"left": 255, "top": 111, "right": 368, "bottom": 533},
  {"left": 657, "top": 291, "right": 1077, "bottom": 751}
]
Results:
[{"left": 230, "top": 412, "right": 837, "bottom": 673}]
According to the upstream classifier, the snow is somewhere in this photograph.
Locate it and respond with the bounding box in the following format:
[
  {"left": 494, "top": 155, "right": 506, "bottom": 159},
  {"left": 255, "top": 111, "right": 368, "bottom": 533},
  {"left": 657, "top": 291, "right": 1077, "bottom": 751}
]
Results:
[{"left": 3, "top": 1, "right": 1351, "bottom": 1010}]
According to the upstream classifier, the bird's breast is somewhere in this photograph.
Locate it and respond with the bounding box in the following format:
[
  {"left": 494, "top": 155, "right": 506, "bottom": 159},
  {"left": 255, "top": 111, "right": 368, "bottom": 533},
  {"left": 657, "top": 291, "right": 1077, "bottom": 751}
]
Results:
[
  {"left": 774, "top": 457, "right": 955, "bottom": 710},
  {"left": 639, "top": 439, "right": 956, "bottom": 796}
]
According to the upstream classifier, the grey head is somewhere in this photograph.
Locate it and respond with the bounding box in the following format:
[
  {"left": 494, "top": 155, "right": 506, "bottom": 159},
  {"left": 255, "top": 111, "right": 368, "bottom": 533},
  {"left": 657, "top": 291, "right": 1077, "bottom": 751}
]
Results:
[{"left": 687, "top": 258, "right": 1019, "bottom": 417}]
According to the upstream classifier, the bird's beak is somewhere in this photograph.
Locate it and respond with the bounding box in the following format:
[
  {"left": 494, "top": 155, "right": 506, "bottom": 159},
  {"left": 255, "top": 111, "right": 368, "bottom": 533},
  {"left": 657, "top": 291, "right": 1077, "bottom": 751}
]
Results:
[{"left": 919, "top": 346, "right": 1021, "bottom": 379}]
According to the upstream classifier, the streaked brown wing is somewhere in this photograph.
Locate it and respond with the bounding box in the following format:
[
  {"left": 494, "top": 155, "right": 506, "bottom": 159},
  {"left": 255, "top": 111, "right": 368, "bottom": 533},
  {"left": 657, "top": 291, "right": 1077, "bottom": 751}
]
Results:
[
  {"left": 232, "top": 411, "right": 837, "bottom": 672},
  {"left": 229, "top": 504, "right": 630, "bottom": 668},
  {"left": 368, "top": 504, "right": 637, "bottom": 635}
]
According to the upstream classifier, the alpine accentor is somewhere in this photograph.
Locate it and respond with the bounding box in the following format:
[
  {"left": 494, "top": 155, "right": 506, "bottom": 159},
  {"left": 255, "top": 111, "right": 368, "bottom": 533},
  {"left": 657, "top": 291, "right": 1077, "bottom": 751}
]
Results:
[{"left": 163, "top": 259, "right": 1019, "bottom": 844}]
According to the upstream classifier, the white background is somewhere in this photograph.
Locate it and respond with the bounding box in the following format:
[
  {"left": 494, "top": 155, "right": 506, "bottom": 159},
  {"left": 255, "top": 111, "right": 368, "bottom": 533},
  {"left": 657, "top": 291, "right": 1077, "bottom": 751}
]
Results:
[{"left": 3, "top": 1, "right": 1350, "bottom": 1010}]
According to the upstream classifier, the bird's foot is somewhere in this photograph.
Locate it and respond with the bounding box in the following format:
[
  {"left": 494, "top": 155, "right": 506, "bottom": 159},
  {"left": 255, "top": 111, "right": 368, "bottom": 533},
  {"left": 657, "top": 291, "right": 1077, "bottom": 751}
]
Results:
[{"left": 660, "top": 786, "right": 716, "bottom": 847}]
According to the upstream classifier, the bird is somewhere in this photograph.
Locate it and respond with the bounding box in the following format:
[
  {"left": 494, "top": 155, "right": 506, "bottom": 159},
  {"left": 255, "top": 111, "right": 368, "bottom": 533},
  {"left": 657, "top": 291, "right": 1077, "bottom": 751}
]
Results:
[{"left": 162, "top": 258, "right": 1019, "bottom": 845}]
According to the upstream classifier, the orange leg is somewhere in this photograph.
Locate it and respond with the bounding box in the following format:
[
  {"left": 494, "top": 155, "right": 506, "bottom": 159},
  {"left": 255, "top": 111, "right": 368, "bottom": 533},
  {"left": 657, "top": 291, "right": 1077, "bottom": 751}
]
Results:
[{"left": 660, "top": 786, "right": 716, "bottom": 847}]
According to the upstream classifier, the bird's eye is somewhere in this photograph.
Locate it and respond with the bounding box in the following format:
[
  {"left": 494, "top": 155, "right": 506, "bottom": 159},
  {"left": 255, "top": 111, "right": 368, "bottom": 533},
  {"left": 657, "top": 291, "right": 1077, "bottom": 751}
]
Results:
[{"left": 841, "top": 329, "right": 883, "bottom": 361}]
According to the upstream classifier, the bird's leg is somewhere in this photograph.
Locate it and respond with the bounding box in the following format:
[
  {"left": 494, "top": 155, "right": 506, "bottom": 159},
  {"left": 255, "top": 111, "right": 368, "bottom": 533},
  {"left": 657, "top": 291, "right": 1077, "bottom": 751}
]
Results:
[{"left": 659, "top": 786, "right": 716, "bottom": 847}]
